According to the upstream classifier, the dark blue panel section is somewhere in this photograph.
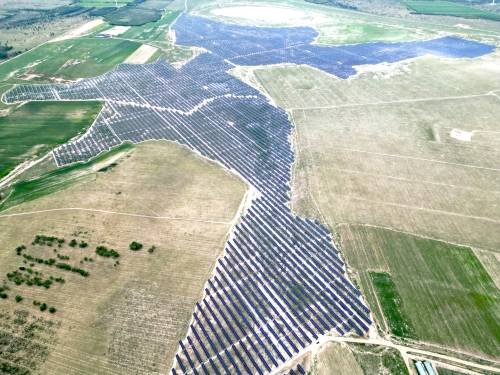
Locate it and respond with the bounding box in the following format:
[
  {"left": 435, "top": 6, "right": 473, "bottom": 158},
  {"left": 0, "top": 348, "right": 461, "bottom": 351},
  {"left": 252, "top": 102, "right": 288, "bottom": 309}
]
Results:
[{"left": 172, "top": 14, "right": 496, "bottom": 79}]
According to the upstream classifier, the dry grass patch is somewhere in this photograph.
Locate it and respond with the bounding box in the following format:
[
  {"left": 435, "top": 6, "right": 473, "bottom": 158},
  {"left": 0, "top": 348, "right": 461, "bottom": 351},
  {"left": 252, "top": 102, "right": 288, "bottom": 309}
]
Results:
[
  {"left": 0, "top": 141, "right": 246, "bottom": 374},
  {"left": 288, "top": 94, "right": 500, "bottom": 251},
  {"left": 317, "top": 342, "right": 364, "bottom": 375}
]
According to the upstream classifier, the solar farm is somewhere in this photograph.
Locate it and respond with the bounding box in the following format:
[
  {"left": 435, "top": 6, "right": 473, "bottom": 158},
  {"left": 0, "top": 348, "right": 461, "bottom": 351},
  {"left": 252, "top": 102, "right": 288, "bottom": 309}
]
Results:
[
  {"left": 3, "top": 48, "right": 375, "bottom": 374},
  {"left": 1, "top": 2, "right": 500, "bottom": 375}
]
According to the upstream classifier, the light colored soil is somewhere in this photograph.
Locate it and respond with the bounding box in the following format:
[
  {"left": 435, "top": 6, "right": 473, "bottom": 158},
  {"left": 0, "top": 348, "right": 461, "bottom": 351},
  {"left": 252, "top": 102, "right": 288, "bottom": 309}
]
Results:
[
  {"left": 51, "top": 19, "right": 105, "bottom": 42},
  {"left": 124, "top": 44, "right": 159, "bottom": 64},
  {"left": 0, "top": 140, "right": 246, "bottom": 375},
  {"left": 101, "top": 25, "right": 131, "bottom": 36}
]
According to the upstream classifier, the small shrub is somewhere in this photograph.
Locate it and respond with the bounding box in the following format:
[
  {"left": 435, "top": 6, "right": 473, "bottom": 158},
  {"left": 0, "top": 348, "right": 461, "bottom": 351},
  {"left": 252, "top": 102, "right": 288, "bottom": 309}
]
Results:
[
  {"left": 49, "top": 307, "right": 56, "bottom": 313},
  {"left": 148, "top": 245, "right": 155, "bottom": 253},
  {"left": 69, "top": 239, "right": 77, "bottom": 247},
  {"left": 15, "top": 295, "right": 22, "bottom": 302},
  {"left": 40, "top": 303, "right": 47, "bottom": 311},
  {"left": 0, "top": 293, "right": 7, "bottom": 299},
  {"left": 79, "top": 241, "right": 88, "bottom": 248},
  {"left": 95, "top": 246, "right": 119, "bottom": 258},
  {"left": 33, "top": 300, "right": 41, "bottom": 306},
  {"left": 84, "top": 257, "right": 88, "bottom": 261},
  {"left": 129, "top": 241, "right": 143, "bottom": 250}
]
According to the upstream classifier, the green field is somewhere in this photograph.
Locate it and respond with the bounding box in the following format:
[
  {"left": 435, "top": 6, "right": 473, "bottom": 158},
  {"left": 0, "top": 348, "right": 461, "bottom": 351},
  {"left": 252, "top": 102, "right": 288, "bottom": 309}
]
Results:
[
  {"left": 76, "top": 0, "right": 134, "bottom": 7},
  {"left": 0, "top": 39, "right": 141, "bottom": 82},
  {"left": 119, "top": 10, "right": 181, "bottom": 40},
  {"left": 0, "top": 101, "right": 103, "bottom": 180},
  {"left": 341, "top": 225, "right": 500, "bottom": 358},
  {"left": 369, "top": 271, "right": 418, "bottom": 339},
  {"left": 402, "top": 1, "right": 500, "bottom": 20}
]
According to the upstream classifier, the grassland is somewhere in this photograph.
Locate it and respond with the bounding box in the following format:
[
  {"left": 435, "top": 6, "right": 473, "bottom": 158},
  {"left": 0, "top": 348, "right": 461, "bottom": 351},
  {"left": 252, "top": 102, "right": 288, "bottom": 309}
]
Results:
[
  {"left": 341, "top": 225, "right": 500, "bottom": 358},
  {"left": 0, "top": 101, "right": 103, "bottom": 180},
  {"left": 0, "top": 140, "right": 246, "bottom": 374},
  {"left": 402, "top": 1, "right": 500, "bottom": 21},
  {"left": 369, "top": 272, "right": 418, "bottom": 339},
  {"left": 0, "top": 38, "right": 141, "bottom": 82},
  {"left": 255, "top": 52, "right": 500, "bottom": 252},
  {"left": 317, "top": 342, "right": 364, "bottom": 375}
]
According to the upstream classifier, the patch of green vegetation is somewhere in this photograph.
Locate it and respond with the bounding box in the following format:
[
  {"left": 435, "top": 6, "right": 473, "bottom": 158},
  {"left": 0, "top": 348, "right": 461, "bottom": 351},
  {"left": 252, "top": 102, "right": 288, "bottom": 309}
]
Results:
[
  {"left": 350, "top": 343, "right": 410, "bottom": 375},
  {"left": 119, "top": 9, "right": 180, "bottom": 40},
  {"left": 401, "top": 1, "right": 500, "bottom": 20},
  {"left": 129, "top": 241, "right": 142, "bottom": 250},
  {"left": 304, "top": 0, "right": 358, "bottom": 10},
  {"left": 77, "top": 0, "right": 134, "bottom": 7},
  {"left": 95, "top": 245, "right": 120, "bottom": 258},
  {"left": 370, "top": 271, "right": 418, "bottom": 339},
  {"left": 435, "top": 368, "right": 468, "bottom": 375},
  {"left": 102, "top": 1, "right": 166, "bottom": 26},
  {"left": 0, "top": 101, "right": 103, "bottom": 180},
  {"left": 0, "top": 143, "right": 134, "bottom": 211},
  {"left": 425, "top": 125, "right": 436, "bottom": 141}
]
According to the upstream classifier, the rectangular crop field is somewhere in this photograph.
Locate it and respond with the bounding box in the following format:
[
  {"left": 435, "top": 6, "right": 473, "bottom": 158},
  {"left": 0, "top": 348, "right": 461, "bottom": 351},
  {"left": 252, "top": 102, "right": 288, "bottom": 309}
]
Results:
[
  {"left": 0, "top": 38, "right": 141, "bottom": 82},
  {"left": 402, "top": 1, "right": 500, "bottom": 21},
  {"left": 341, "top": 224, "right": 500, "bottom": 358},
  {"left": 0, "top": 101, "right": 103, "bottom": 179}
]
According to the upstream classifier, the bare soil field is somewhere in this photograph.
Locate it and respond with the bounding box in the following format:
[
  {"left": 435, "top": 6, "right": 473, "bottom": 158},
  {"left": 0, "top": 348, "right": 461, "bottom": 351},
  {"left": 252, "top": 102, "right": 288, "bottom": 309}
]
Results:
[
  {"left": 124, "top": 44, "right": 159, "bottom": 64},
  {"left": 0, "top": 141, "right": 246, "bottom": 374}
]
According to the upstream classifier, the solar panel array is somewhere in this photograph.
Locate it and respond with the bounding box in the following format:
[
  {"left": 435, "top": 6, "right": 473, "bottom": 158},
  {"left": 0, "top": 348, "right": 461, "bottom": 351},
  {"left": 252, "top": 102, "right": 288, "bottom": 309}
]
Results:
[
  {"left": 172, "top": 14, "right": 496, "bottom": 78},
  {"left": 3, "top": 52, "right": 372, "bottom": 373}
]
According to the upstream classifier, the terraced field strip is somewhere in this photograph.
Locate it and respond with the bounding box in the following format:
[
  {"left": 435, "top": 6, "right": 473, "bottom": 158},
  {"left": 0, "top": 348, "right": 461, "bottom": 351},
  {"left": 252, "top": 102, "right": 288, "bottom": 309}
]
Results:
[{"left": 401, "top": 1, "right": 500, "bottom": 21}]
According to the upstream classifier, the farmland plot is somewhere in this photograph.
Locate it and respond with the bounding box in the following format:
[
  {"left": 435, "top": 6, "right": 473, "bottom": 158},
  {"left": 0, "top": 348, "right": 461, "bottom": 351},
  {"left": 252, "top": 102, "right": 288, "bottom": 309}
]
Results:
[
  {"left": 0, "top": 141, "right": 246, "bottom": 374},
  {"left": 317, "top": 342, "right": 364, "bottom": 375},
  {"left": 0, "top": 101, "right": 103, "bottom": 180},
  {"left": 266, "top": 77, "right": 500, "bottom": 251},
  {"left": 341, "top": 224, "right": 500, "bottom": 358}
]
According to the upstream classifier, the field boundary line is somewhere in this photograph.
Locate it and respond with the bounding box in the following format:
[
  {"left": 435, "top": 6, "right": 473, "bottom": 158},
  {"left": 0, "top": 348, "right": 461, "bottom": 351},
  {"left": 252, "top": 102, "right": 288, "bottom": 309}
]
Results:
[
  {"left": 327, "top": 193, "right": 500, "bottom": 223},
  {"left": 286, "top": 91, "right": 500, "bottom": 110},
  {"left": 339, "top": 222, "right": 498, "bottom": 252},
  {"left": 318, "top": 166, "right": 500, "bottom": 193},
  {"left": 0, "top": 207, "right": 231, "bottom": 225},
  {"left": 309, "top": 145, "right": 500, "bottom": 172}
]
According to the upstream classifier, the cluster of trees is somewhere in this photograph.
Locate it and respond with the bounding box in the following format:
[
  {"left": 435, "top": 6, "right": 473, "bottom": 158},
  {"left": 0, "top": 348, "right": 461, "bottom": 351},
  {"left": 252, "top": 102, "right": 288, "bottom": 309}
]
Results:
[
  {"left": 69, "top": 239, "right": 87, "bottom": 248},
  {"left": 15, "top": 245, "right": 26, "bottom": 256},
  {"left": 33, "top": 300, "right": 56, "bottom": 313},
  {"left": 129, "top": 242, "right": 143, "bottom": 251},
  {"left": 32, "top": 235, "right": 65, "bottom": 247},
  {"left": 56, "top": 263, "right": 89, "bottom": 277},
  {"left": 6, "top": 270, "right": 52, "bottom": 288},
  {"left": 22, "top": 254, "right": 56, "bottom": 266},
  {"left": 95, "top": 246, "right": 119, "bottom": 258}
]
